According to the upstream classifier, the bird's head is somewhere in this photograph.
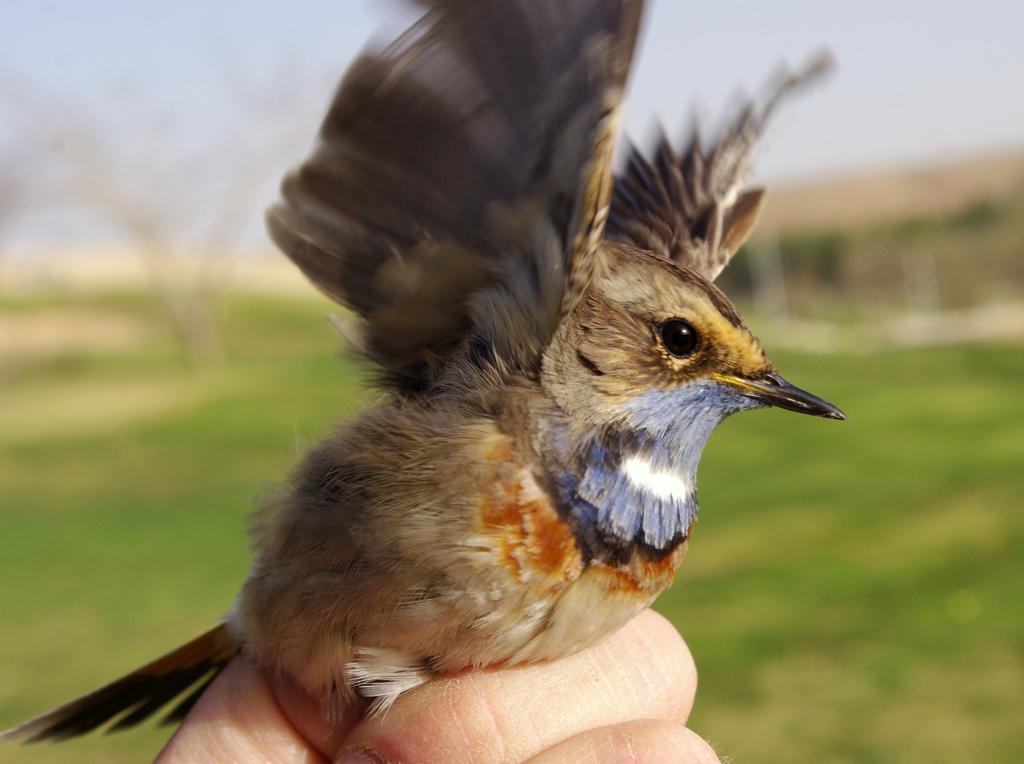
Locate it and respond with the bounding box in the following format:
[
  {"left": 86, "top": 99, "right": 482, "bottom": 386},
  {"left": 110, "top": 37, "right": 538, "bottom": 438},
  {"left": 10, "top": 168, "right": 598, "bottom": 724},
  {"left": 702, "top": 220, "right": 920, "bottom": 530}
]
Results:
[{"left": 543, "top": 243, "right": 844, "bottom": 433}]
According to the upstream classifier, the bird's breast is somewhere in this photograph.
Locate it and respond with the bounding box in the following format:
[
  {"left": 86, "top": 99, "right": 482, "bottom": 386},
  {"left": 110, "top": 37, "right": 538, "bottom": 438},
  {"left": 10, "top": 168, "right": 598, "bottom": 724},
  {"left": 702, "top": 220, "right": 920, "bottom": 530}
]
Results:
[
  {"left": 466, "top": 439, "right": 685, "bottom": 665},
  {"left": 473, "top": 439, "right": 684, "bottom": 598}
]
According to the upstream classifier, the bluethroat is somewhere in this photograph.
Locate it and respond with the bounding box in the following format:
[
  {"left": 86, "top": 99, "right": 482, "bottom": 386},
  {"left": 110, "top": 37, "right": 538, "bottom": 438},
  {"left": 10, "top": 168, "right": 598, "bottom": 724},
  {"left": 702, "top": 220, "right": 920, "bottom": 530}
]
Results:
[{"left": 3, "top": 0, "right": 843, "bottom": 743}]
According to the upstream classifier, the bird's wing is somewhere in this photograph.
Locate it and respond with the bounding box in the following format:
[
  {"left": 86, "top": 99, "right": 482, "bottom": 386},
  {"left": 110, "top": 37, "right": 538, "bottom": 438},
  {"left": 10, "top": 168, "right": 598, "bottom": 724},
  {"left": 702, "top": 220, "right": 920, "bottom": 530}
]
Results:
[
  {"left": 606, "top": 53, "right": 833, "bottom": 282},
  {"left": 267, "top": 0, "right": 644, "bottom": 392}
]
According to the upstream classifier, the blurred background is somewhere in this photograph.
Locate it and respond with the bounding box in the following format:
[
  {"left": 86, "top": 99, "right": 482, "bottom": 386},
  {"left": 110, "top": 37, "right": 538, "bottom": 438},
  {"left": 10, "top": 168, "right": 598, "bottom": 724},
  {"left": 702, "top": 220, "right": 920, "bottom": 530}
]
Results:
[{"left": 1, "top": 1, "right": 1022, "bottom": 762}]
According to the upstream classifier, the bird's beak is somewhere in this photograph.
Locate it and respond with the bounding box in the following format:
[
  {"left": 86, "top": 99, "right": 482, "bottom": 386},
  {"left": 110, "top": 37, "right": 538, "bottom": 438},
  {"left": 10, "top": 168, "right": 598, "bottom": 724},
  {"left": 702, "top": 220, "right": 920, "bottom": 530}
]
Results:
[{"left": 712, "top": 371, "right": 846, "bottom": 420}]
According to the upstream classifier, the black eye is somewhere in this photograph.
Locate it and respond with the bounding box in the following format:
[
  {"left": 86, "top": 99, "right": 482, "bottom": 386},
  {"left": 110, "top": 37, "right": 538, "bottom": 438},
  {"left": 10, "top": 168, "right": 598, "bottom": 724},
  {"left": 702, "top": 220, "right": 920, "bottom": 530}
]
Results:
[{"left": 659, "top": 319, "right": 700, "bottom": 358}]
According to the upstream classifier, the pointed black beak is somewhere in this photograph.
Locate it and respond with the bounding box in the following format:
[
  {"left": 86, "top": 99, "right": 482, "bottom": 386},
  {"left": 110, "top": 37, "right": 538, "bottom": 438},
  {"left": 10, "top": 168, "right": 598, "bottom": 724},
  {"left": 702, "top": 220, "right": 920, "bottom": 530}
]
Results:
[{"left": 714, "top": 371, "right": 846, "bottom": 420}]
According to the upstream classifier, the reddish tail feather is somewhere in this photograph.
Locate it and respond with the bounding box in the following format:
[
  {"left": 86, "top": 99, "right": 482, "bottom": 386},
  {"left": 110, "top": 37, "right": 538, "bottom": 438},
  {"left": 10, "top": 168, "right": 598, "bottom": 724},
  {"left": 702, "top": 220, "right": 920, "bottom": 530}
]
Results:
[{"left": 1, "top": 624, "right": 240, "bottom": 743}]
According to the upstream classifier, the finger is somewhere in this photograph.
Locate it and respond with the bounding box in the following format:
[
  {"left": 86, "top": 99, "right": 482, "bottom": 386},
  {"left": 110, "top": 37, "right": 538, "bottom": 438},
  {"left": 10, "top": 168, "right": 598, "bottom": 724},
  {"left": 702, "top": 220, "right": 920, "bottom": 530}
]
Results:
[
  {"left": 269, "top": 669, "right": 367, "bottom": 757},
  {"left": 155, "top": 658, "right": 330, "bottom": 764},
  {"left": 336, "top": 609, "right": 696, "bottom": 764},
  {"left": 526, "top": 720, "right": 721, "bottom": 763}
]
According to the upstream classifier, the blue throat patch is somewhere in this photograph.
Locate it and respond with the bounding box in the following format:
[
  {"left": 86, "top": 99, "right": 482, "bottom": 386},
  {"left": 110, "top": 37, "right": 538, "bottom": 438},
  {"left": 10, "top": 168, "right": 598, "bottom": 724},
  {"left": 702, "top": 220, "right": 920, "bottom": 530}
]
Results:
[{"left": 550, "top": 381, "right": 760, "bottom": 558}]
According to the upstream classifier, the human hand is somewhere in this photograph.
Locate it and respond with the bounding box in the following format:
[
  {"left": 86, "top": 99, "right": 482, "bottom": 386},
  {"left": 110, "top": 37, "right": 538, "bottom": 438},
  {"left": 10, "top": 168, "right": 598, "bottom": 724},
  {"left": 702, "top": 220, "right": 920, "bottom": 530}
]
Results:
[{"left": 155, "top": 610, "right": 720, "bottom": 763}]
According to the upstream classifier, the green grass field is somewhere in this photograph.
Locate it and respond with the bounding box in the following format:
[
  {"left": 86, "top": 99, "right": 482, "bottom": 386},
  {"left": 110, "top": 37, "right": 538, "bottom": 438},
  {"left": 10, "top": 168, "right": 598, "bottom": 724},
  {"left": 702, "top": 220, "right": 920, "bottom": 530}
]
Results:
[{"left": 1, "top": 292, "right": 1022, "bottom": 763}]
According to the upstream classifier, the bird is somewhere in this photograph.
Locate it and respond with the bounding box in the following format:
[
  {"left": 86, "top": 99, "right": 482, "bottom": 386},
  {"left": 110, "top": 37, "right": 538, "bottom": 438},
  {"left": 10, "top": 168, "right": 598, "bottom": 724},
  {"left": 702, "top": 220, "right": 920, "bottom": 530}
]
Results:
[{"left": 2, "top": 0, "right": 843, "bottom": 744}]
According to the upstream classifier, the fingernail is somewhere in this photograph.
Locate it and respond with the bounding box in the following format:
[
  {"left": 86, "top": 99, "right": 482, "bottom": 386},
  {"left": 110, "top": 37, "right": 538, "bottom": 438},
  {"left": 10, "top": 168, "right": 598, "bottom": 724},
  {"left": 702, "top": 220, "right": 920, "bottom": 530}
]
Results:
[{"left": 337, "top": 746, "right": 387, "bottom": 764}]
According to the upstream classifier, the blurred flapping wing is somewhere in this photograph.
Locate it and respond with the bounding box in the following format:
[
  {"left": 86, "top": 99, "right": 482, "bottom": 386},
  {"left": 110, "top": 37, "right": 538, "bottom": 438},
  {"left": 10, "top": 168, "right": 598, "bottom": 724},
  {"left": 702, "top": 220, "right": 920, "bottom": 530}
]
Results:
[
  {"left": 267, "top": 0, "right": 644, "bottom": 391},
  {"left": 606, "top": 52, "right": 833, "bottom": 282}
]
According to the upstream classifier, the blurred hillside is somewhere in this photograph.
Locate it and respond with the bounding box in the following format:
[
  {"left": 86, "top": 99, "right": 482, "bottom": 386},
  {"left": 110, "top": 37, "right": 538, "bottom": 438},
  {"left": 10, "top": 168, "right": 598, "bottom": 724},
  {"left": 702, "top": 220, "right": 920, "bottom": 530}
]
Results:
[
  {"left": 721, "top": 149, "right": 1024, "bottom": 347},
  {"left": 760, "top": 149, "right": 1024, "bottom": 233},
  {"left": 5, "top": 148, "right": 1024, "bottom": 357}
]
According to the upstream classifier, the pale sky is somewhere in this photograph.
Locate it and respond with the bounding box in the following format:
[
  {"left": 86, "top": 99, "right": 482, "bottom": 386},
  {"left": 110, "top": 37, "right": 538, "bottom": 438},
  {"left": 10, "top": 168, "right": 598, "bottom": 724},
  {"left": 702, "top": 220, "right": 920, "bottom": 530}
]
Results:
[{"left": 2, "top": 1, "right": 1023, "bottom": 248}]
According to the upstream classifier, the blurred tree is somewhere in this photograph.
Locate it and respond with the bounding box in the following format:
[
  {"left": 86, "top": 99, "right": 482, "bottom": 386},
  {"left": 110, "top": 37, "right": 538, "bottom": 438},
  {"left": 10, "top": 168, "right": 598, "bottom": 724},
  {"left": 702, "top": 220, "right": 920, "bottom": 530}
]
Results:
[
  {"left": 748, "top": 233, "right": 790, "bottom": 321},
  {"left": 0, "top": 137, "right": 34, "bottom": 257},
  {"left": 1, "top": 66, "right": 315, "bottom": 365}
]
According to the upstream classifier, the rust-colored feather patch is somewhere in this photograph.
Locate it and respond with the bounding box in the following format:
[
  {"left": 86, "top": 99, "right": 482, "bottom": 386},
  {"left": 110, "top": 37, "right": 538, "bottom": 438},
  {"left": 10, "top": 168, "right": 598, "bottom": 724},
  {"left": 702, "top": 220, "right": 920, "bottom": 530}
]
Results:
[
  {"left": 588, "top": 541, "right": 688, "bottom": 595},
  {"left": 478, "top": 445, "right": 583, "bottom": 586}
]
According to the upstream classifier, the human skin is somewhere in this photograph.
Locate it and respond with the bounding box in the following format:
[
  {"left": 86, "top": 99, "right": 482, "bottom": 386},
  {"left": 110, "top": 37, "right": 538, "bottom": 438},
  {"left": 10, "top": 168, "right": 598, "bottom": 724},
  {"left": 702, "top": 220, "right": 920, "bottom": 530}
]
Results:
[{"left": 156, "top": 610, "right": 721, "bottom": 763}]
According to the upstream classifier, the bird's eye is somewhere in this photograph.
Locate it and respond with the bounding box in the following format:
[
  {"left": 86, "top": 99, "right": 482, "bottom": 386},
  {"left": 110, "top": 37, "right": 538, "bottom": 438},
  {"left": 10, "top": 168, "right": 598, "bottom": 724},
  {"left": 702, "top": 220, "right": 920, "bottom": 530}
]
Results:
[{"left": 659, "top": 319, "right": 700, "bottom": 358}]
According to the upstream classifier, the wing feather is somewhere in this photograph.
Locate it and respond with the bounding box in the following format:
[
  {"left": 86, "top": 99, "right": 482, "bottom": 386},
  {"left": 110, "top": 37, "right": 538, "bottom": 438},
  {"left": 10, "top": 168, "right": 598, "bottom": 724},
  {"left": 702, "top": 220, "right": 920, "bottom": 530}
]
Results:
[
  {"left": 267, "top": 0, "right": 644, "bottom": 391},
  {"left": 606, "top": 51, "right": 833, "bottom": 281}
]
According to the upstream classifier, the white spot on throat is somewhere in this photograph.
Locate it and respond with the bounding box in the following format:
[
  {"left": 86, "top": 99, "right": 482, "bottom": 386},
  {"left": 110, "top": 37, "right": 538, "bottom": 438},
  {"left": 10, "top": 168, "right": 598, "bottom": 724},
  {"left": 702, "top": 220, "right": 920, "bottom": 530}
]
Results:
[{"left": 621, "top": 455, "right": 690, "bottom": 501}]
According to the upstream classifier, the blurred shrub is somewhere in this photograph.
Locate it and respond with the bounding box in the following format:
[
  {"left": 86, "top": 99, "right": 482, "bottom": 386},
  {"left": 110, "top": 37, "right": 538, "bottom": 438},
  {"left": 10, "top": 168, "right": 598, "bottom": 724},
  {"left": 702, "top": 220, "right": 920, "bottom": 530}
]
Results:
[{"left": 724, "top": 192, "right": 1024, "bottom": 318}]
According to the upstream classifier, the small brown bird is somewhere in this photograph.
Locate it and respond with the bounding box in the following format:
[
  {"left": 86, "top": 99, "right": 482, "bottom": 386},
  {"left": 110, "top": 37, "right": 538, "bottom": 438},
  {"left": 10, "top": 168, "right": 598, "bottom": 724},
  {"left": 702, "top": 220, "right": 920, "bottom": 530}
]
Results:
[{"left": 3, "top": 0, "right": 841, "bottom": 744}]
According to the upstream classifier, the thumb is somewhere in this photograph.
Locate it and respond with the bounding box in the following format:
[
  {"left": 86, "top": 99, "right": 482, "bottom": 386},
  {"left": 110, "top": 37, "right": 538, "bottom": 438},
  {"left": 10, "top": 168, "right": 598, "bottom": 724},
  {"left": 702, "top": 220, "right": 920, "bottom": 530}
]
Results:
[{"left": 155, "top": 657, "right": 362, "bottom": 763}]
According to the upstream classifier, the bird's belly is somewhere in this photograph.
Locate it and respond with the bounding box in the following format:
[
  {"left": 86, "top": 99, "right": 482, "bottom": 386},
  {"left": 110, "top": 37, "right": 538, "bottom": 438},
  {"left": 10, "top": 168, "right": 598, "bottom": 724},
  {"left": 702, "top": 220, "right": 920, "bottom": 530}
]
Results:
[
  {"left": 501, "top": 543, "right": 687, "bottom": 665},
  {"left": 434, "top": 455, "right": 686, "bottom": 669}
]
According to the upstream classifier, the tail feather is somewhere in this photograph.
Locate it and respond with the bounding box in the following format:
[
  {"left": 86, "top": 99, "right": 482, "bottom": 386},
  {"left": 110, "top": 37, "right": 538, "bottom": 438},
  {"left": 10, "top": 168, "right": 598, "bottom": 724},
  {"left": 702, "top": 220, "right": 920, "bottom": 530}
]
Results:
[{"left": 1, "top": 624, "right": 240, "bottom": 743}]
